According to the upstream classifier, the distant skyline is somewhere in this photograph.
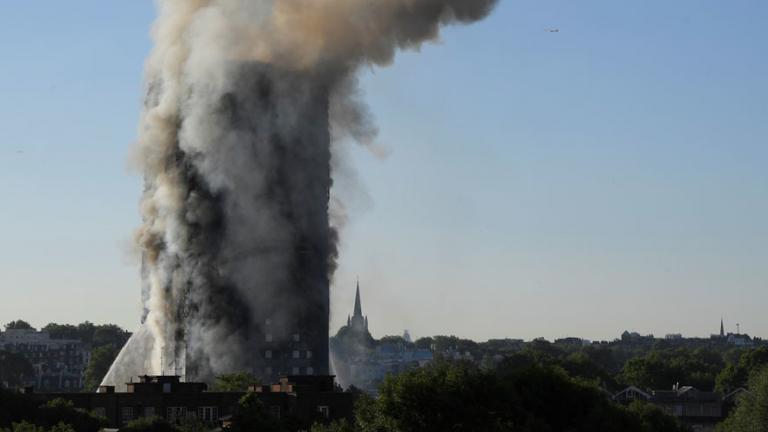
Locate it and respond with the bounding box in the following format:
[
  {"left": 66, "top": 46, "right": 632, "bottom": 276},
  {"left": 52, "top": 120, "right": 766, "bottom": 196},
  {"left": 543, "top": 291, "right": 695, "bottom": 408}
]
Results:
[{"left": 1, "top": 1, "right": 766, "bottom": 342}]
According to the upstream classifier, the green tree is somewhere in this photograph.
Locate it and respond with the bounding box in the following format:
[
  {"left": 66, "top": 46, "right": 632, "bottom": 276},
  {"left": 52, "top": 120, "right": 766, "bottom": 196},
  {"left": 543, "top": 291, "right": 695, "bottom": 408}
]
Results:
[
  {"left": 177, "top": 417, "right": 207, "bottom": 432},
  {"left": 0, "top": 422, "right": 75, "bottom": 432},
  {"left": 414, "top": 337, "right": 433, "bottom": 350},
  {"left": 2, "top": 421, "right": 45, "bottom": 432},
  {"left": 121, "top": 417, "right": 179, "bottom": 432},
  {"left": 581, "top": 345, "right": 622, "bottom": 374},
  {"left": 210, "top": 372, "right": 259, "bottom": 392},
  {"left": 354, "top": 392, "right": 397, "bottom": 432},
  {"left": 627, "top": 401, "right": 687, "bottom": 432},
  {"left": 230, "top": 393, "right": 284, "bottom": 432},
  {"left": 83, "top": 345, "right": 118, "bottom": 392},
  {"left": 716, "top": 347, "right": 768, "bottom": 393},
  {"left": 620, "top": 348, "right": 723, "bottom": 391},
  {"left": 0, "top": 351, "right": 34, "bottom": 388},
  {"left": 310, "top": 420, "right": 356, "bottom": 432},
  {"left": 523, "top": 339, "right": 566, "bottom": 363},
  {"left": 91, "top": 325, "right": 129, "bottom": 349},
  {"left": 717, "top": 367, "right": 768, "bottom": 432},
  {"left": 75, "top": 322, "right": 96, "bottom": 344},
  {"left": 0, "top": 389, "right": 37, "bottom": 428},
  {"left": 36, "top": 399, "right": 105, "bottom": 432},
  {"left": 356, "top": 359, "right": 658, "bottom": 432},
  {"left": 43, "top": 322, "right": 129, "bottom": 349},
  {"left": 40, "top": 325, "right": 79, "bottom": 341},
  {"left": 561, "top": 351, "right": 617, "bottom": 388},
  {"left": 4, "top": 321, "right": 34, "bottom": 331},
  {"left": 48, "top": 424, "right": 75, "bottom": 432}
]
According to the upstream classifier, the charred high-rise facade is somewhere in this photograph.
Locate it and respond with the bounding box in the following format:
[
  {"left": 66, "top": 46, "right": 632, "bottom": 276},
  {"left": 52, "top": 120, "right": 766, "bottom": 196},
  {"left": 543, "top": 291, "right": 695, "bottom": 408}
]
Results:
[
  {"left": 102, "top": 64, "right": 334, "bottom": 387},
  {"left": 176, "top": 64, "right": 333, "bottom": 383},
  {"left": 218, "top": 65, "right": 332, "bottom": 382}
]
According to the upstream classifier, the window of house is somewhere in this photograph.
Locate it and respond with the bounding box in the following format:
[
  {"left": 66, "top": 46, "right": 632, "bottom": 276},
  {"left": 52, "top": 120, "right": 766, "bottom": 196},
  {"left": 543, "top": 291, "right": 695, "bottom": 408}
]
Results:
[
  {"left": 197, "top": 406, "right": 219, "bottom": 422},
  {"left": 317, "top": 406, "right": 330, "bottom": 419},
  {"left": 121, "top": 407, "right": 134, "bottom": 424},
  {"left": 265, "top": 366, "right": 273, "bottom": 375},
  {"left": 265, "top": 350, "right": 272, "bottom": 359},
  {"left": 144, "top": 407, "right": 156, "bottom": 418},
  {"left": 292, "top": 367, "right": 300, "bottom": 375},
  {"left": 292, "top": 350, "right": 300, "bottom": 359},
  {"left": 306, "top": 367, "right": 314, "bottom": 375},
  {"left": 93, "top": 407, "right": 106, "bottom": 418},
  {"left": 292, "top": 333, "right": 300, "bottom": 342},
  {"left": 163, "top": 383, "right": 172, "bottom": 393},
  {"left": 265, "top": 333, "right": 273, "bottom": 342},
  {"left": 306, "top": 350, "right": 312, "bottom": 359}
]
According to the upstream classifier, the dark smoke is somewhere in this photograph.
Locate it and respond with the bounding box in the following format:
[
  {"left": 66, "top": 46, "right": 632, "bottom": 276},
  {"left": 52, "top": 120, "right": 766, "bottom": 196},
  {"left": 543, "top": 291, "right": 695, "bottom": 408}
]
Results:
[{"left": 103, "top": 0, "right": 498, "bottom": 387}]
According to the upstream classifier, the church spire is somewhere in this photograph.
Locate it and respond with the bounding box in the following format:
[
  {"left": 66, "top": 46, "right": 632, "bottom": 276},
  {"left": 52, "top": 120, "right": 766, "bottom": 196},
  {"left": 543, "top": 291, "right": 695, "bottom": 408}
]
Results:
[
  {"left": 720, "top": 317, "right": 725, "bottom": 337},
  {"left": 353, "top": 278, "right": 363, "bottom": 318}
]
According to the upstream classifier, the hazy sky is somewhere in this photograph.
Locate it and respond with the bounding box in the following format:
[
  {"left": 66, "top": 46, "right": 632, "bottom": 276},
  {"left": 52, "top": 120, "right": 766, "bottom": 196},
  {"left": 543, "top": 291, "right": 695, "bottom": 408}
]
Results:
[{"left": 0, "top": 1, "right": 766, "bottom": 342}]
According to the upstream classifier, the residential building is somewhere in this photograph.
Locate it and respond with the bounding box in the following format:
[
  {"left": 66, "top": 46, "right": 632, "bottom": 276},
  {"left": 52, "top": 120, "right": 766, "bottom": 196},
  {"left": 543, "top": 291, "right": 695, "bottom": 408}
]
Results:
[
  {"left": 28, "top": 375, "right": 352, "bottom": 429},
  {"left": 614, "top": 385, "right": 723, "bottom": 431},
  {"left": 0, "top": 329, "right": 89, "bottom": 392}
]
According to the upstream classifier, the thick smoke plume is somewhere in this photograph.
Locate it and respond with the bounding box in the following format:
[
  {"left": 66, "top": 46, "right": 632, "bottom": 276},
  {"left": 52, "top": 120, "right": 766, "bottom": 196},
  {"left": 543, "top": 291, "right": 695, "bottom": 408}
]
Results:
[{"left": 103, "top": 0, "right": 497, "bottom": 387}]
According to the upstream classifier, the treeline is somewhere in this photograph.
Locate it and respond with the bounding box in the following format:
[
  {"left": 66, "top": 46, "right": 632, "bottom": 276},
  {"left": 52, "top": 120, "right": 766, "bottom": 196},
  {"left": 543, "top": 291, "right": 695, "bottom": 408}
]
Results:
[
  {"left": 381, "top": 334, "right": 768, "bottom": 393},
  {"left": 1, "top": 320, "right": 131, "bottom": 392},
  {"left": 324, "top": 359, "right": 688, "bottom": 432},
  {"left": 0, "top": 393, "right": 105, "bottom": 432},
  {"left": 4, "top": 359, "right": 768, "bottom": 432}
]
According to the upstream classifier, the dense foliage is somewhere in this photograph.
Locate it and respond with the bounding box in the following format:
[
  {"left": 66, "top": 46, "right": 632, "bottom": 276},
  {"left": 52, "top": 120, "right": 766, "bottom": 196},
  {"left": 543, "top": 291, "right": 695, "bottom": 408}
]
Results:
[
  {"left": 40, "top": 322, "right": 129, "bottom": 348},
  {"left": 210, "top": 372, "right": 260, "bottom": 392},
  {"left": 0, "top": 392, "right": 105, "bottom": 432},
  {"left": 311, "top": 360, "right": 686, "bottom": 432},
  {"left": 619, "top": 348, "right": 724, "bottom": 390},
  {"left": 0, "top": 351, "right": 34, "bottom": 388},
  {"left": 716, "top": 367, "right": 768, "bottom": 431},
  {"left": 4, "top": 321, "right": 34, "bottom": 331},
  {"left": 715, "top": 347, "right": 768, "bottom": 393},
  {"left": 83, "top": 345, "right": 119, "bottom": 392},
  {"left": 121, "top": 417, "right": 180, "bottom": 432},
  {"left": 230, "top": 393, "right": 290, "bottom": 432},
  {"left": 407, "top": 334, "right": 768, "bottom": 394}
]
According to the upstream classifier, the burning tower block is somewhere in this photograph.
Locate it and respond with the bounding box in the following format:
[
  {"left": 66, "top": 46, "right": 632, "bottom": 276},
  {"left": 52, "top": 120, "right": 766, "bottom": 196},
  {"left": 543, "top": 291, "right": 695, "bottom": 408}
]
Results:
[{"left": 104, "top": 63, "right": 333, "bottom": 387}]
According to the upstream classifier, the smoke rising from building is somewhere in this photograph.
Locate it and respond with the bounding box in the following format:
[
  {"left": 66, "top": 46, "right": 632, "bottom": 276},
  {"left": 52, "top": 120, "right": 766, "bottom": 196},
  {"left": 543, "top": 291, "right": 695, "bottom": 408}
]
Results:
[{"left": 103, "top": 0, "right": 498, "bottom": 387}]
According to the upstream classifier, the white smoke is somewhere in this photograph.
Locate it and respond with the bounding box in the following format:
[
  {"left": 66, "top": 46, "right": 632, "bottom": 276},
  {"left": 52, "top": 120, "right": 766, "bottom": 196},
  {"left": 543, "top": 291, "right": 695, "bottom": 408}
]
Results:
[{"left": 104, "top": 0, "right": 498, "bottom": 387}]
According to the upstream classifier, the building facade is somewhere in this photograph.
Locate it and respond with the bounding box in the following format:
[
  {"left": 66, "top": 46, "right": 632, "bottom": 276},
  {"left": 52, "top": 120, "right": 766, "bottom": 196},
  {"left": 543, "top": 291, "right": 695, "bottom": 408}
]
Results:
[
  {"left": 0, "top": 329, "right": 89, "bottom": 392},
  {"left": 614, "top": 385, "right": 724, "bottom": 431},
  {"left": 29, "top": 375, "right": 352, "bottom": 429}
]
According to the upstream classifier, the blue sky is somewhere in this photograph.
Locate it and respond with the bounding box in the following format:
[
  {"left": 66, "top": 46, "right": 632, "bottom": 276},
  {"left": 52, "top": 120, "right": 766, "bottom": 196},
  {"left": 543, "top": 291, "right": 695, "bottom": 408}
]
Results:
[{"left": 0, "top": 1, "right": 766, "bottom": 341}]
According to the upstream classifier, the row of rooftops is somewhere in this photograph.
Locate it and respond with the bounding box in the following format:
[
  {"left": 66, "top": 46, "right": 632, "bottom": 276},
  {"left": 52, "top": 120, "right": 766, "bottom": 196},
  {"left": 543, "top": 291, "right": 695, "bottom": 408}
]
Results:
[
  {"left": 0, "top": 329, "right": 86, "bottom": 348},
  {"left": 93, "top": 374, "right": 337, "bottom": 396},
  {"left": 613, "top": 384, "right": 747, "bottom": 404}
]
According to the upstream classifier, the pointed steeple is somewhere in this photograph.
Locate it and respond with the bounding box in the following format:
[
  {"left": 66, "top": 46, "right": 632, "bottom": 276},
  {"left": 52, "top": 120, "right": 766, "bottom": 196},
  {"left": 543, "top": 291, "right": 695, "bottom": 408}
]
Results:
[
  {"left": 720, "top": 317, "right": 725, "bottom": 338},
  {"left": 353, "top": 278, "right": 363, "bottom": 318}
]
